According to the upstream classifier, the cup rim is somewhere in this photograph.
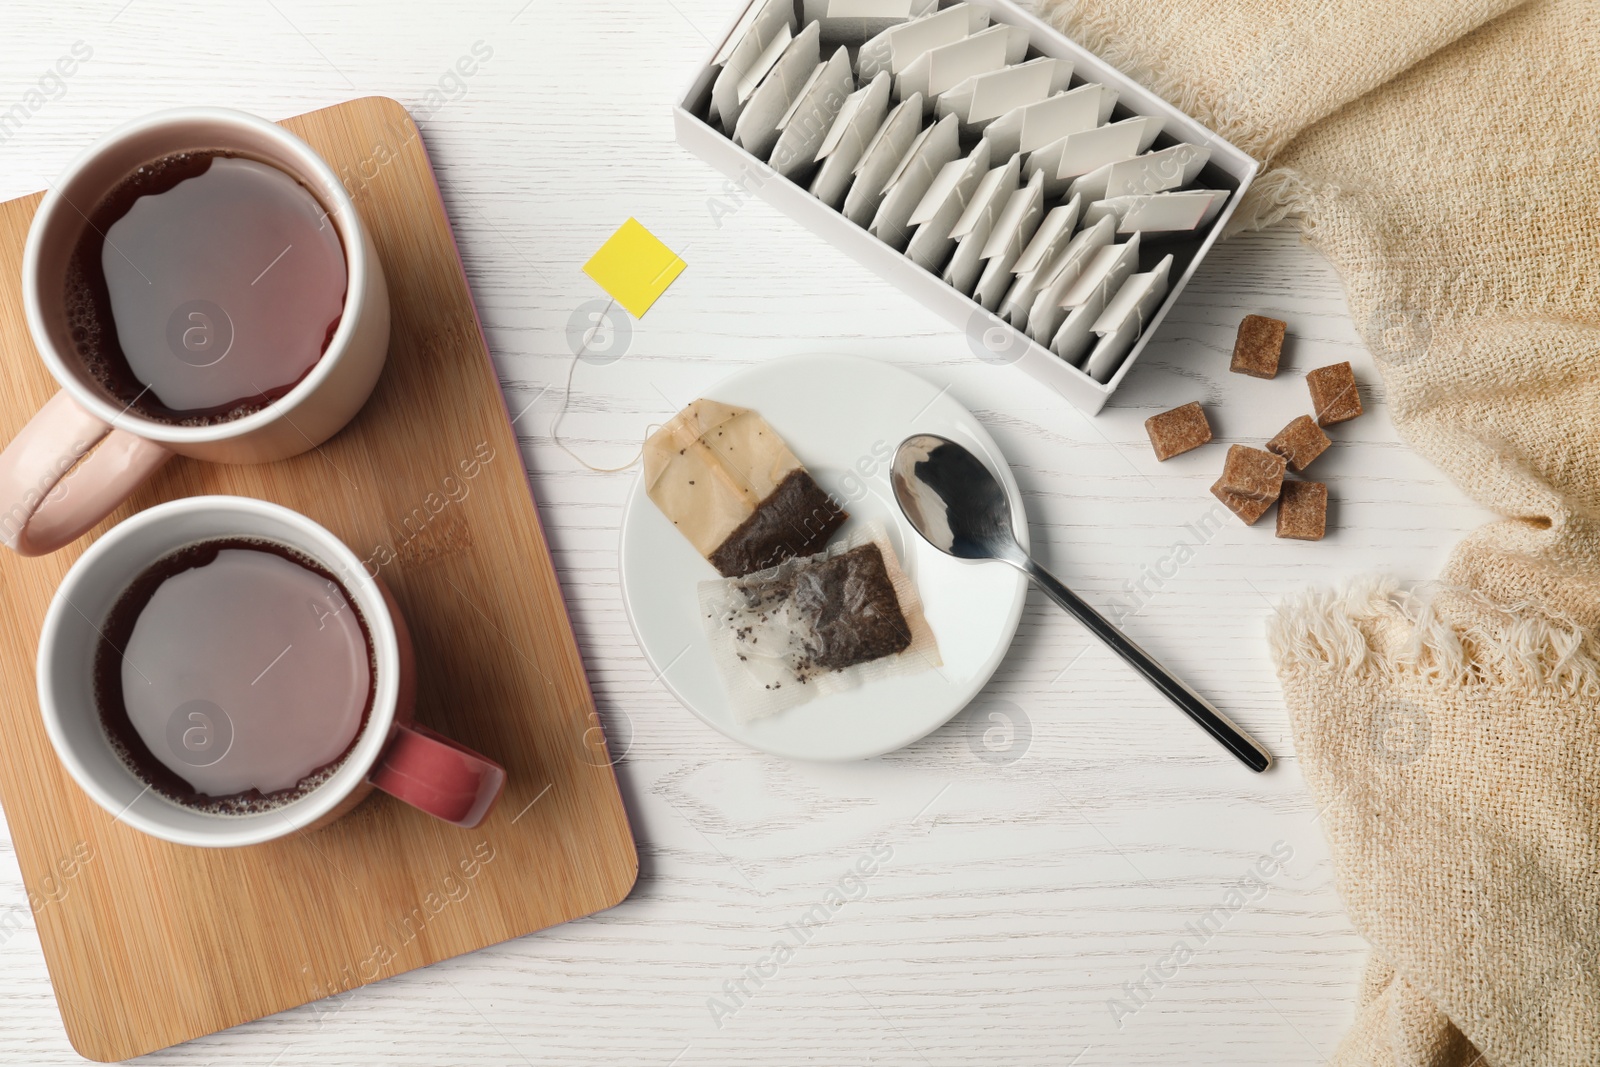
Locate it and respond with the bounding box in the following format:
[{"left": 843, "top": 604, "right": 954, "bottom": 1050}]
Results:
[
  {"left": 36, "top": 495, "right": 400, "bottom": 847},
  {"left": 20, "top": 106, "right": 368, "bottom": 445}
]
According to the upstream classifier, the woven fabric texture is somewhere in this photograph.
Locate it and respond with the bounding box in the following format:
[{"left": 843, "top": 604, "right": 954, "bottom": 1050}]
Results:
[{"left": 1040, "top": 1, "right": 1600, "bottom": 1063}]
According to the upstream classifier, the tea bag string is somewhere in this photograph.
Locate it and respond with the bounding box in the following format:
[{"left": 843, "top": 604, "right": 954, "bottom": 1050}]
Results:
[{"left": 549, "top": 297, "right": 657, "bottom": 474}]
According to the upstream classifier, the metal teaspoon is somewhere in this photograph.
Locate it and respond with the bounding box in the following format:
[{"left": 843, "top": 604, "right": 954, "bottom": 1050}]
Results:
[{"left": 891, "top": 433, "right": 1273, "bottom": 773}]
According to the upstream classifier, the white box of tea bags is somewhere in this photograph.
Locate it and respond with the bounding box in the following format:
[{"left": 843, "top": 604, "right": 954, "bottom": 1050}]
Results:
[{"left": 674, "top": 0, "right": 1257, "bottom": 415}]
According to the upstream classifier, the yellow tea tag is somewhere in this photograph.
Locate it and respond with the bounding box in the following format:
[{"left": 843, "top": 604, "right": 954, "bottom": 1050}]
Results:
[{"left": 581, "top": 218, "right": 687, "bottom": 318}]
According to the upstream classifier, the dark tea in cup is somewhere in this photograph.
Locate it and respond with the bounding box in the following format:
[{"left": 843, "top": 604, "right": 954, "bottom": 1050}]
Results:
[
  {"left": 93, "top": 537, "right": 373, "bottom": 814},
  {"left": 67, "top": 150, "right": 347, "bottom": 426}
]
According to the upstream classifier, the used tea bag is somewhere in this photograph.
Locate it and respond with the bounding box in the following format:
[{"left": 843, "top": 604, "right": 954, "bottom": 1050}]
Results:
[
  {"left": 699, "top": 522, "right": 941, "bottom": 722},
  {"left": 644, "top": 400, "right": 848, "bottom": 577}
]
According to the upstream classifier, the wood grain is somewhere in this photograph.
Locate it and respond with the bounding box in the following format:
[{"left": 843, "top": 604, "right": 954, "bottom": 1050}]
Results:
[
  {"left": 0, "top": 96, "right": 636, "bottom": 1062},
  {"left": 0, "top": 2, "right": 1508, "bottom": 1064}
]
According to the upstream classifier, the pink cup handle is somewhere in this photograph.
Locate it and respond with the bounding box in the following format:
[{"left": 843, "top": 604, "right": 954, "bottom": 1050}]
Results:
[
  {"left": 0, "top": 390, "right": 172, "bottom": 556},
  {"left": 368, "top": 721, "right": 506, "bottom": 828}
]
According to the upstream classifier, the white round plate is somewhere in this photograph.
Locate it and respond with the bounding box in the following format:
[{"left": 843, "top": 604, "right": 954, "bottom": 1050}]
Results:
[{"left": 619, "top": 353, "right": 1028, "bottom": 761}]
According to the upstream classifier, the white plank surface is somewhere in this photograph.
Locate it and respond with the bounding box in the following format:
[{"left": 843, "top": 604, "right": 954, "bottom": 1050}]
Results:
[{"left": 0, "top": 2, "right": 1492, "bottom": 1063}]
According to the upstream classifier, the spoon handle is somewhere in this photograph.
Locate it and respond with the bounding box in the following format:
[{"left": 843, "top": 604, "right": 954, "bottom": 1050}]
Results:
[{"left": 1019, "top": 559, "right": 1273, "bottom": 773}]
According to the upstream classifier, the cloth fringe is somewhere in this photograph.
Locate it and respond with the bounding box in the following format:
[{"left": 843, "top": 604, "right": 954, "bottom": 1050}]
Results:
[
  {"left": 1269, "top": 576, "right": 1600, "bottom": 700},
  {"left": 1226, "top": 167, "right": 1321, "bottom": 236}
]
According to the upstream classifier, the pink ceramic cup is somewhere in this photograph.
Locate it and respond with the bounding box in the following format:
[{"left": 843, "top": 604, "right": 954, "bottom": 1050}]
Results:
[
  {"left": 37, "top": 496, "right": 505, "bottom": 847},
  {"left": 0, "top": 107, "right": 390, "bottom": 557}
]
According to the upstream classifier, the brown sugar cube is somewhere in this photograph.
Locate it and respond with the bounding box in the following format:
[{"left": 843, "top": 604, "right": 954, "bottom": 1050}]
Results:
[
  {"left": 1210, "top": 480, "right": 1274, "bottom": 526},
  {"left": 1307, "top": 361, "right": 1364, "bottom": 426},
  {"left": 1230, "top": 315, "right": 1287, "bottom": 378},
  {"left": 1144, "top": 402, "right": 1212, "bottom": 460},
  {"left": 1217, "top": 444, "right": 1286, "bottom": 502},
  {"left": 1276, "top": 480, "right": 1329, "bottom": 540},
  {"left": 1266, "top": 415, "right": 1332, "bottom": 472}
]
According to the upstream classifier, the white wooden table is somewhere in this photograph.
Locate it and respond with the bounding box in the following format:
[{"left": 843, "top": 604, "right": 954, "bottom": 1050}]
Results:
[{"left": 0, "top": 2, "right": 1493, "bottom": 1063}]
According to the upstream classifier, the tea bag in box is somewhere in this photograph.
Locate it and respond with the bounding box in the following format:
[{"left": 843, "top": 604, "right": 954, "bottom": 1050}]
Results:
[
  {"left": 993, "top": 195, "right": 1080, "bottom": 321},
  {"left": 970, "top": 170, "right": 1044, "bottom": 310},
  {"left": 905, "top": 140, "right": 991, "bottom": 273},
  {"left": 870, "top": 112, "right": 959, "bottom": 251},
  {"left": 1084, "top": 254, "right": 1172, "bottom": 382},
  {"left": 710, "top": 0, "right": 798, "bottom": 130},
  {"left": 1046, "top": 233, "right": 1143, "bottom": 363},
  {"left": 804, "top": 0, "right": 938, "bottom": 46},
  {"left": 857, "top": 2, "right": 989, "bottom": 82},
  {"left": 734, "top": 21, "right": 821, "bottom": 161},
  {"left": 937, "top": 57, "right": 1072, "bottom": 135},
  {"left": 841, "top": 92, "right": 923, "bottom": 227},
  {"left": 644, "top": 400, "right": 848, "bottom": 578},
  {"left": 769, "top": 47, "right": 855, "bottom": 179},
  {"left": 943, "top": 153, "right": 1023, "bottom": 296},
  {"left": 811, "top": 72, "right": 893, "bottom": 209}
]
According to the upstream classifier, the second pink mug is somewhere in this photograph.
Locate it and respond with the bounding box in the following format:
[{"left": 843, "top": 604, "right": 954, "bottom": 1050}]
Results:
[{"left": 0, "top": 107, "right": 389, "bottom": 557}]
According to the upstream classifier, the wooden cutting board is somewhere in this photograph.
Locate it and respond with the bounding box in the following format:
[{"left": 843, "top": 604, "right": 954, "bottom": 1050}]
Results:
[{"left": 0, "top": 96, "right": 637, "bottom": 1062}]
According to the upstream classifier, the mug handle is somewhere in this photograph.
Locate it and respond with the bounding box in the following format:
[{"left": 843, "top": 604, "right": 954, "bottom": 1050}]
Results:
[
  {"left": 0, "top": 390, "right": 172, "bottom": 557},
  {"left": 368, "top": 721, "right": 506, "bottom": 828}
]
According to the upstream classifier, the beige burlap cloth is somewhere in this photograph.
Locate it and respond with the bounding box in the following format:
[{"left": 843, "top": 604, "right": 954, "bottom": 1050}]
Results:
[{"left": 1038, "top": 0, "right": 1600, "bottom": 1063}]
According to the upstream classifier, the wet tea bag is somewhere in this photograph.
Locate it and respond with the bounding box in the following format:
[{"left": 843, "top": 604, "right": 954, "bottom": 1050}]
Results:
[
  {"left": 699, "top": 522, "right": 941, "bottom": 722},
  {"left": 644, "top": 399, "right": 848, "bottom": 577}
]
